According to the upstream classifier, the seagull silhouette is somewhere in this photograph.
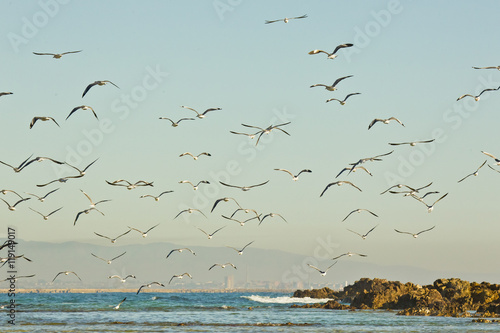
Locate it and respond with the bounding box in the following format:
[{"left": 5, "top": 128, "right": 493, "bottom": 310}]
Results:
[
  {"left": 82, "top": 80, "right": 119, "bottom": 98},
  {"left": 308, "top": 43, "right": 354, "bottom": 59},
  {"left": 33, "top": 50, "right": 82, "bottom": 58}
]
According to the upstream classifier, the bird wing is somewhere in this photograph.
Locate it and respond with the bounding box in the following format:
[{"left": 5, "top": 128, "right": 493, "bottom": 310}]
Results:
[
  {"left": 481, "top": 151, "right": 499, "bottom": 161},
  {"left": 332, "top": 75, "right": 353, "bottom": 87},
  {"left": 29, "top": 117, "right": 39, "bottom": 129},
  {"left": 179, "top": 152, "right": 194, "bottom": 158},
  {"left": 51, "top": 272, "right": 63, "bottom": 282},
  {"left": 181, "top": 105, "right": 199, "bottom": 115},
  {"left": 241, "top": 241, "right": 254, "bottom": 251},
  {"left": 331, "top": 253, "right": 347, "bottom": 260},
  {"left": 93, "top": 232, "right": 111, "bottom": 240},
  {"left": 61, "top": 50, "right": 82, "bottom": 55},
  {"left": 307, "top": 264, "right": 322, "bottom": 272},
  {"left": 457, "top": 94, "right": 474, "bottom": 101},
  {"left": 48, "top": 207, "right": 63, "bottom": 216},
  {"left": 344, "top": 92, "right": 361, "bottom": 101},
  {"left": 347, "top": 229, "right": 362, "bottom": 237},
  {"left": 274, "top": 168, "right": 294, "bottom": 177},
  {"left": 29, "top": 207, "right": 44, "bottom": 217},
  {"left": 394, "top": 229, "right": 413, "bottom": 235},
  {"left": 265, "top": 19, "right": 281, "bottom": 24},
  {"left": 368, "top": 119, "right": 380, "bottom": 130},
  {"left": 202, "top": 108, "right": 221, "bottom": 115},
  {"left": 310, "top": 84, "right": 327, "bottom": 88},
  {"left": 146, "top": 224, "right": 160, "bottom": 233},
  {"left": 177, "top": 118, "right": 195, "bottom": 123},
  {"left": 159, "top": 117, "right": 174, "bottom": 124},
  {"left": 33, "top": 52, "right": 56, "bottom": 56},
  {"left": 320, "top": 183, "right": 335, "bottom": 197},
  {"left": 82, "top": 83, "right": 97, "bottom": 97},
  {"left": 308, "top": 49, "right": 329, "bottom": 55},
  {"left": 432, "top": 193, "right": 448, "bottom": 206},
  {"left": 290, "top": 14, "right": 308, "bottom": 20},
  {"left": 389, "top": 117, "right": 404, "bottom": 126},
  {"left": 417, "top": 226, "right": 436, "bottom": 235},
  {"left": 342, "top": 210, "right": 356, "bottom": 222},
  {"left": 332, "top": 43, "right": 354, "bottom": 55},
  {"left": 91, "top": 253, "right": 106, "bottom": 261},
  {"left": 248, "top": 180, "right": 270, "bottom": 188},
  {"left": 219, "top": 181, "right": 241, "bottom": 189},
  {"left": 166, "top": 250, "right": 176, "bottom": 258},
  {"left": 111, "top": 252, "right": 127, "bottom": 261},
  {"left": 457, "top": 173, "right": 472, "bottom": 183},
  {"left": 346, "top": 181, "right": 362, "bottom": 192},
  {"left": 476, "top": 160, "right": 487, "bottom": 172}
]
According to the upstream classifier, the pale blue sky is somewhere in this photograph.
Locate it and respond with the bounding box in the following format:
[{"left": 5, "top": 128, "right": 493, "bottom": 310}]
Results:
[{"left": 1, "top": 1, "right": 500, "bottom": 285}]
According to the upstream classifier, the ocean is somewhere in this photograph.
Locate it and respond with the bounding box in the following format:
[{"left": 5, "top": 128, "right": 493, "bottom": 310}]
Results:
[{"left": 2, "top": 292, "right": 498, "bottom": 332}]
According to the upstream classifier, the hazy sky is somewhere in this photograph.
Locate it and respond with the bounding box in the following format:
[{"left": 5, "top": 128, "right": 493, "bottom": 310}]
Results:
[{"left": 1, "top": 1, "right": 500, "bottom": 286}]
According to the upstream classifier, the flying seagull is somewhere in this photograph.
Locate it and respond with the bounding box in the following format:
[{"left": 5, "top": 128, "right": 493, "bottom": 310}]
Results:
[
  {"left": 387, "top": 182, "right": 434, "bottom": 197},
  {"left": 458, "top": 160, "right": 487, "bottom": 183},
  {"left": 108, "top": 275, "right": 136, "bottom": 283},
  {"left": 179, "top": 152, "right": 211, "bottom": 160},
  {"left": 0, "top": 197, "right": 30, "bottom": 211},
  {"left": 22, "top": 156, "right": 65, "bottom": 169},
  {"left": 0, "top": 274, "right": 35, "bottom": 283},
  {"left": 331, "top": 252, "right": 367, "bottom": 260},
  {"left": 93, "top": 230, "right": 131, "bottom": 243},
  {"left": 241, "top": 122, "right": 291, "bottom": 146},
  {"left": 29, "top": 116, "right": 60, "bottom": 129},
  {"left": 52, "top": 271, "right": 81, "bottom": 283},
  {"left": 65, "top": 158, "right": 99, "bottom": 178},
  {"left": 219, "top": 180, "right": 269, "bottom": 191},
  {"left": 265, "top": 14, "right": 307, "bottom": 24},
  {"left": 307, "top": 261, "right": 338, "bottom": 276},
  {"left": 274, "top": 168, "right": 311, "bottom": 181},
  {"left": 140, "top": 191, "right": 173, "bottom": 201},
  {"left": 342, "top": 209, "right": 378, "bottom": 222},
  {"left": 66, "top": 105, "right": 98, "bottom": 120},
  {"left": 227, "top": 241, "right": 254, "bottom": 255},
  {"left": 0, "top": 254, "right": 32, "bottom": 267},
  {"left": 174, "top": 208, "right": 207, "bottom": 219},
  {"left": 136, "top": 282, "right": 165, "bottom": 294},
  {"left": 181, "top": 106, "right": 221, "bottom": 119},
  {"left": 380, "top": 182, "right": 431, "bottom": 195},
  {"left": 209, "top": 263, "right": 237, "bottom": 270},
  {"left": 394, "top": 226, "right": 436, "bottom": 238},
  {"left": 1, "top": 189, "right": 24, "bottom": 199},
  {"left": 347, "top": 225, "right": 378, "bottom": 240},
  {"left": 82, "top": 80, "right": 119, "bottom": 98},
  {"left": 481, "top": 151, "right": 500, "bottom": 165},
  {"left": 389, "top": 139, "right": 435, "bottom": 146},
  {"left": 80, "top": 189, "right": 111, "bottom": 208},
  {"left": 308, "top": 43, "right": 354, "bottom": 59},
  {"left": 211, "top": 197, "right": 241, "bottom": 213},
  {"left": 368, "top": 117, "right": 405, "bottom": 130},
  {"left": 472, "top": 66, "right": 500, "bottom": 70},
  {"left": 74, "top": 207, "right": 104, "bottom": 226},
  {"left": 259, "top": 213, "right": 287, "bottom": 225},
  {"left": 335, "top": 166, "right": 372, "bottom": 178},
  {"left": 159, "top": 117, "right": 195, "bottom": 127},
  {"left": 128, "top": 224, "right": 160, "bottom": 238},
  {"left": 0, "top": 92, "right": 13, "bottom": 97},
  {"left": 457, "top": 86, "right": 500, "bottom": 101},
  {"left": 29, "top": 207, "right": 63, "bottom": 220},
  {"left": 166, "top": 248, "right": 196, "bottom": 258},
  {"left": 229, "top": 130, "right": 259, "bottom": 139},
  {"left": 91, "top": 252, "right": 126, "bottom": 264},
  {"left": 488, "top": 164, "right": 500, "bottom": 173},
  {"left": 168, "top": 273, "right": 193, "bottom": 284},
  {"left": 197, "top": 226, "right": 226, "bottom": 239},
  {"left": 229, "top": 207, "right": 261, "bottom": 220},
  {"left": 320, "top": 181, "right": 362, "bottom": 197},
  {"left": 310, "top": 75, "right": 353, "bottom": 91},
  {"left": 106, "top": 179, "right": 154, "bottom": 190},
  {"left": 110, "top": 297, "right": 127, "bottom": 310},
  {"left": 348, "top": 150, "right": 394, "bottom": 174},
  {"left": 0, "top": 154, "right": 33, "bottom": 173},
  {"left": 222, "top": 214, "right": 261, "bottom": 227},
  {"left": 326, "top": 93, "right": 361, "bottom": 105},
  {"left": 411, "top": 193, "right": 449, "bottom": 213},
  {"left": 33, "top": 50, "right": 82, "bottom": 58},
  {"left": 178, "top": 180, "right": 210, "bottom": 190}
]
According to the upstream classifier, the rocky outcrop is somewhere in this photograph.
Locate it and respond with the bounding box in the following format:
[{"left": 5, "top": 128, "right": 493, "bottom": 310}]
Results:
[
  {"left": 292, "top": 277, "right": 500, "bottom": 318},
  {"left": 291, "top": 300, "right": 354, "bottom": 310}
]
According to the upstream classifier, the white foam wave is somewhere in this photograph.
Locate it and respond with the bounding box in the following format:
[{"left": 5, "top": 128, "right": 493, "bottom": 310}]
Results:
[{"left": 241, "top": 295, "right": 331, "bottom": 304}]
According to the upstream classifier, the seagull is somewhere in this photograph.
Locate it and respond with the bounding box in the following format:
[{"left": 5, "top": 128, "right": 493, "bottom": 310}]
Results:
[
  {"left": 128, "top": 224, "right": 160, "bottom": 238},
  {"left": 0, "top": 240, "right": 17, "bottom": 251},
  {"left": 481, "top": 151, "right": 500, "bottom": 165},
  {"left": 82, "top": 80, "right": 119, "bottom": 98},
  {"left": 36, "top": 176, "right": 80, "bottom": 187},
  {"left": 106, "top": 179, "right": 154, "bottom": 190},
  {"left": 209, "top": 263, "right": 237, "bottom": 270},
  {"left": 159, "top": 117, "right": 195, "bottom": 127},
  {"left": 274, "top": 168, "right": 311, "bottom": 181},
  {"left": 140, "top": 191, "right": 173, "bottom": 201},
  {"left": 166, "top": 248, "right": 196, "bottom": 258},
  {"left": 219, "top": 180, "right": 269, "bottom": 191},
  {"left": 91, "top": 252, "right": 126, "bottom": 264},
  {"left": 0, "top": 255, "right": 32, "bottom": 267},
  {"left": 179, "top": 152, "right": 212, "bottom": 160},
  {"left": 227, "top": 241, "right": 254, "bottom": 255},
  {"left": 136, "top": 282, "right": 165, "bottom": 294},
  {"left": 326, "top": 93, "right": 361, "bottom": 105},
  {"left": 0, "top": 92, "right": 13, "bottom": 97},
  {"left": 108, "top": 275, "right": 136, "bottom": 283},
  {"left": 93, "top": 230, "right": 131, "bottom": 243},
  {"left": 168, "top": 273, "right": 193, "bottom": 284},
  {"left": 181, "top": 106, "right": 221, "bottom": 119},
  {"left": 222, "top": 214, "right": 261, "bottom": 227},
  {"left": 242, "top": 122, "right": 291, "bottom": 146},
  {"left": 347, "top": 225, "right": 378, "bottom": 240},
  {"left": 488, "top": 164, "right": 500, "bottom": 173},
  {"left": 331, "top": 252, "right": 367, "bottom": 260},
  {"left": 380, "top": 182, "right": 431, "bottom": 195},
  {"left": 66, "top": 105, "right": 98, "bottom": 120},
  {"left": 472, "top": 66, "right": 500, "bottom": 70},
  {"left": 197, "top": 226, "right": 226, "bottom": 239},
  {"left": 65, "top": 158, "right": 99, "bottom": 178},
  {"left": 52, "top": 271, "right": 81, "bottom": 283},
  {"left": 385, "top": 182, "right": 433, "bottom": 197},
  {"left": 0, "top": 197, "right": 30, "bottom": 211},
  {"left": 310, "top": 75, "right": 353, "bottom": 91},
  {"left": 80, "top": 189, "right": 111, "bottom": 208},
  {"left": 457, "top": 86, "right": 500, "bottom": 101},
  {"left": 395, "top": 226, "right": 436, "bottom": 238},
  {"left": 33, "top": 50, "right": 82, "bottom": 58},
  {"left": 0, "top": 274, "right": 35, "bottom": 282},
  {"left": 335, "top": 166, "right": 372, "bottom": 178},
  {"left": 411, "top": 192, "right": 449, "bottom": 213},
  {"left": 368, "top": 117, "right": 405, "bottom": 130},
  {"left": 29, "top": 116, "right": 60, "bottom": 129},
  {"left": 229, "top": 208, "right": 261, "bottom": 220},
  {"left": 22, "top": 156, "right": 65, "bottom": 169},
  {"left": 74, "top": 207, "right": 104, "bottom": 226},
  {"left": 229, "top": 130, "right": 259, "bottom": 139},
  {"left": 307, "top": 261, "right": 338, "bottom": 276},
  {"left": 110, "top": 297, "right": 127, "bottom": 310},
  {"left": 348, "top": 150, "right": 394, "bottom": 174},
  {"left": 389, "top": 139, "right": 435, "bottom": 146},
  {"left": 1, "top": 189, "right": 24, "bottom": 199},
  {"left": 342, "top": 209, "right": 378, "bottom": 222},
  {"left": 265, "top": 14, "right": 307, "bottom": 24},
  {"left": 29, "top": 207, "right": 63, "bottom": 220},
  {"left": 0, "top": 154, "right": 33, "bottom": 173},
  {"left": 179, "top": 180, "right": 210, "bottom": 190},
  {"left": 320, "top": 181, "right": 362, "bottom": 197},
  {"left": 458, "top": 160, "right": 487, "bottom": 183},
  {"left": 174, "top": 208, "right": 207, "bottom": 219},
  {"left": 259, "top": 213, "right": 287, "bottom": 225},
  {"left": 211, "top": 197, "right": 241, "bottom": 213},
  {"left": 308, "top": 43, "right": 354, "bottom": 59}
]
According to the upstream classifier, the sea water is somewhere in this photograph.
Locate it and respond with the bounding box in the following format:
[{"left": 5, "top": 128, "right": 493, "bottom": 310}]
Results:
[{"left": 1, "top": 292, "right": 499, "bottom": 332}]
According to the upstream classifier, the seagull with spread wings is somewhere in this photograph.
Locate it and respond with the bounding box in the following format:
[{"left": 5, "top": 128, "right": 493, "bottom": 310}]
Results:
[
  {"left": 0, "top": 197, "right": 30, "bottom": 211},
  {"left": 331, "top": 252, "right": 367, "bottom": 260},
  {"left": 457, "top": 86, "right": 500, "bottom": 101},
  {"left": 326, "top": 93, "right": 361, "bottom": 105},
  {"left": 222, "top": 214, "right": 261, "bottom": 227},
  {"left": 140, "top": 191, "right": 173, "bottom": 201},
  {"left": 66, "top": 105, "right": 98, "bottom": 120},
  {"left": 274, "top": 168, "right": 311, "bottom": 181},
  {"left": 395, "top": 226, "right": 436, "bottom": 238},
  {"left": 211, "top": 197, "right": 241, "bottom": 213},
  {"left": 458, "top": 160, "right": 487, "bottom": 183},
  {"left": 93, "top": 230, "right": 131, "bottom": 243},
  {"left": 166, "top": 248, "right": 196, "bottom": 258},
  {"left": 174, "top": 208, "right": 207, "bottom": 219},
  {"left": 197, "top": 226, "right": 226, "bottom": 239},
  {"left": 0, "top": 154, "right": 33, "bottom": 173},
  {"left": 342, "top": 209, "right": 378, "bottom": 222},
  {"left": 29, "top": 207, "right": 63, "bottom": 220},
  {"left": 136, "top": 282, "right": 165, "bottom": 294},
  {"left": 219, "top": 180, "right": 269, "bottom": 191},
  {"left": 368, "top": 117, "right": 405, "bottom": 130},
  {"left": 128, "top": 224, "right": 160, "bottom": 238},
  {"left": 227, "top": 241, "right": 254, "bottom": 255},
  {"left": 33, "top": 50, "right": 82, "bottom": 58},
  {"left": 169, "top": 273, "right": 193, "bottom": 284},
  {"left": 259, "top": 213, "right": 287, "bottom": 225},
  {"left": 335, "top": 166, "right": 372, "bottom": 178},
  {"left": 320, "top": 181, "right": 362, "bottom": 197},
  {"left": 308, "top": 43, "right": 354, "bottom": 59},
  {"left": 110, "top": 297, "right": 127, "bottom": 310},
  {"left": 159, "top": 117, "right": 195, "bottom": 127},
  {"left": 209, "top": 263, "right": 237, "bottom": 270},
  {"left": 179, "top": 152, "right": 211, "bottom": 160},
  {"left": 307, "top": 261, "right": 338, "bottom": 276},
  {"left": 265, "top": 14, "right": 307, "bottom": 24},
  {"left": 179, "top": 180, "right": 210, "bottom": 190},
  {"left": 74, "top": 207, "right": 104, "bottom": 226},
  {"left": 91, "top": 252, "right": 126, "bottom": 265},
  {"left": 52, "top": 271, "right": 81, "bottom": 283},
  {"left": 181, "top": 106, "right": 221, "bottom": 119},
  {"left": 411, "top": 193, "right": 449, "bottom": 213},
  {"left": 310, "top": 75, "right": 353, "bottom": 91},
  {"left": 389, "top": 139, "right": 435, "bottom": 146},
  {"left": 347, "top": 225, "right": 378, "bottom": 240},
  {"left": 108, "top": 275, "right": 136, "bottom": 283},
  {"left": 29, "top": 116, "right": 60, "bottom": 129},
  {"left": 82, "top": 80, "right": 119, "bottom": 98}
]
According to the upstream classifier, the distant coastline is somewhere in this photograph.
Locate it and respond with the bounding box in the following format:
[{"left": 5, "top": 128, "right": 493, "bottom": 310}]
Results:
[{"left": 0, "top": 288, "right": 295, "bottom": 294}]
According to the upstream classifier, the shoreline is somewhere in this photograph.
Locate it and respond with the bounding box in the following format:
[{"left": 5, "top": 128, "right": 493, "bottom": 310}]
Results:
[{"left": 0, "top": 288, "right": 295, "bottom": 294}]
